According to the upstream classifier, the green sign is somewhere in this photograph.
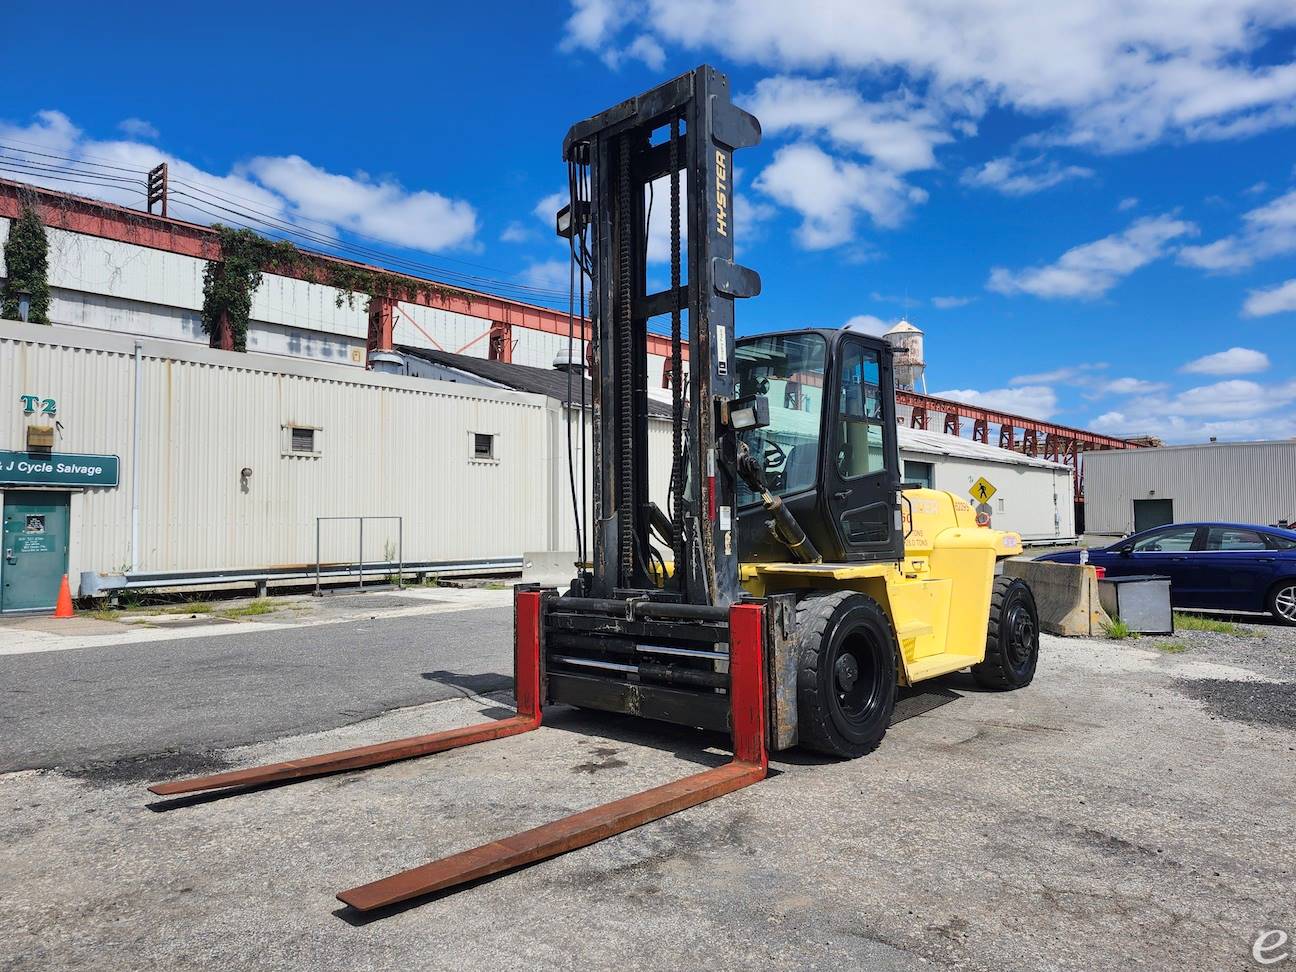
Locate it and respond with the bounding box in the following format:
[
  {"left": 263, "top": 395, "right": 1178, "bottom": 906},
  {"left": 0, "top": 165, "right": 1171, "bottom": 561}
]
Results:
[{"left": 0, "top": 451, "right": 120, "bottom": 487}]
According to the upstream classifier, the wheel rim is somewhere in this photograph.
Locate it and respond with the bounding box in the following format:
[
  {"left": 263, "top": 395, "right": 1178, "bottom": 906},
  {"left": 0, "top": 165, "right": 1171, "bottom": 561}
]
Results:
[
  {"left": 830, "top": 632, "right": 883, "bottom": 729},
  {"left": 1004, "top": 602, "right": 1036, "bottom": 672},
  {"left": 1275, "top": 586, "right": 1296, "bottom": 622}
]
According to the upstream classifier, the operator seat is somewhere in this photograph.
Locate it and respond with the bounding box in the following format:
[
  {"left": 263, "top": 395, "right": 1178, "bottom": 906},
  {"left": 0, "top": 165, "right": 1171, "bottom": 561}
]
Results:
[{"left": 783, "top": 444, "right": 817, "bottom": 494}]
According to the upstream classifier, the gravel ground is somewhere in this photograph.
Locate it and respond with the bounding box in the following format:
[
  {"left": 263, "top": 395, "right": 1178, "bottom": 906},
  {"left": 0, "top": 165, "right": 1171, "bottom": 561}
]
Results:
[
  {"left": 2, "top": 608, "right": 1293, "bottom": 972},
  {"left": 1154, "top": 614, "right": 1296, "bottom": 731}
]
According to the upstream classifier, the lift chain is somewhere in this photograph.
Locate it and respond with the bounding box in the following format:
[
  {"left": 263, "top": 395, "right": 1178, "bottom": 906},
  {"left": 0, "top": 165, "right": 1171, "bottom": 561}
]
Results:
[
  {"left": 617, "top": 134, "right": 635, "bottom": 584},
  {"left": 669, "top": 116, "right": 686, "bottom": 591}
]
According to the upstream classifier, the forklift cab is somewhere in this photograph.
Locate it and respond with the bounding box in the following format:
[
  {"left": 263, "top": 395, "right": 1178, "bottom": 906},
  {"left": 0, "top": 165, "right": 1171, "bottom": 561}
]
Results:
[{"left": 735, "top": 327, "right": 904, "bottom": 565}]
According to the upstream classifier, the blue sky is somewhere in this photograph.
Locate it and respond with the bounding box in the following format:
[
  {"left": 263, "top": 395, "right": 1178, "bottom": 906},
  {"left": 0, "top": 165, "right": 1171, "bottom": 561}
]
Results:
[{"left": 3, "top": 0, "right": 1295, "bottom": 442}]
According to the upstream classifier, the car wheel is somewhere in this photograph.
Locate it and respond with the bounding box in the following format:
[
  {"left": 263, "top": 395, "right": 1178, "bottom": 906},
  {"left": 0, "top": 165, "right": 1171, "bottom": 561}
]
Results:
[{"left": 1268, "top": 581, "right": 1296, "bottom": 627}]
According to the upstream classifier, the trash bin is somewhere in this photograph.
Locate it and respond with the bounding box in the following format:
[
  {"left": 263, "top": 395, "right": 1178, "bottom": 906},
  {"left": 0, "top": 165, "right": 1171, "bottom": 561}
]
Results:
[{"left": 1097, "top": 575, "right": 1173, "bottom": 635}]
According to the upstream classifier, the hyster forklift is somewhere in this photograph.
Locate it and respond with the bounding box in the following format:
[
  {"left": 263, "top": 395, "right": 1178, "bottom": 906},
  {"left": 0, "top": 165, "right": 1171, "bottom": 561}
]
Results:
[{"left": 149, "top": 65, "right": 1039, "bottom": 913}]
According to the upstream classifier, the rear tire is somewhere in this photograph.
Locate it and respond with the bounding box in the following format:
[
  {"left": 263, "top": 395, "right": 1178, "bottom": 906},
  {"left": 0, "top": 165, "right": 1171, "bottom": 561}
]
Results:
[
  {"left": 972, "top": 576, "right": 1039, "bottom": 690},
  {"left": 795, "top": 592, "right": 899, "bottom": 758},
  {"left": 1268, "top": 581, "right": 1296, "bottom": 627}
]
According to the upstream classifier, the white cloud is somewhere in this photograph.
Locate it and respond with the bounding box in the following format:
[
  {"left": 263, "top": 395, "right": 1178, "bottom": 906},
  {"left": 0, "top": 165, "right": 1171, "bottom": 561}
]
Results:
[
  {"left": 519, "top": 259, "right": 571, "bottom": 291},
  {"left": 931, "top": 295, "right": 974, "bottom": 309},
  {"left": 1182, "top": 346, "right": 1270, "bottom": 375},
  {"left": 560, "top": 0, "right": 624, "bottom": 53},
  {"left": 500, "top": 221, "right": 533, "bottom": 244},
  {"left": 1099, "top": 377, "right": 1168, "bottom": 394},
  {"left": 842, "top": 314, "right": 889, "bottom": 336},
  {"left": 533, "top": 191, "right": 566, "bottom": 225},
  {"left": 246, "top": 155, "right": 477, "bottom": 253},
  {"left": 1090, "top": 377, "right": 1296, "bottom": 440},
  {"left": 561, "top": 0, "right": 667, "bottom": 69},
  {"left": 988, "top": 214, "right": 1196, "bottom": 299},
  {"left": 1009, "top": 362, "right": 1107, "bottom": 385},
  {"left": 754, "top": 142, "right": 927, "bottom": 248},
  {"left": 743, "top": 76, "right": 952, "bottom": 173},
  {"left": 960, "top": 155, "right": 1094, "bottom": 196},
  {"left": 1178, "top": 188, "right": 1296, "bottom": 272},
  {"left": 117, "top": 117, "right": 158, "bottom": 140},
  {"left": 564, "top": 1, "right": 1296, "bottom": 152},
  {"left": 1117, "top": 196, "right": 1139, "bottom": 211},
  {"left": 1242, "top": 278, "right": 1296, "bottom": 317},
  {"left": 932, "top": 385, "right": 1059, "bottom": 418},
  {"left": 0, "top": 110, "right": 479, "bottom": 254},
  {"left": 626, "top": 34, "right": 667, "bottom": 70}
]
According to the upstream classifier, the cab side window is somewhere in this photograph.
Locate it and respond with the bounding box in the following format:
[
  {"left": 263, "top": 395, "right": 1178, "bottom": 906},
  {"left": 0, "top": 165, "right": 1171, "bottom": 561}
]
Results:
[{"left": 836, "top": 342, "right": 885, "bottom": 480}]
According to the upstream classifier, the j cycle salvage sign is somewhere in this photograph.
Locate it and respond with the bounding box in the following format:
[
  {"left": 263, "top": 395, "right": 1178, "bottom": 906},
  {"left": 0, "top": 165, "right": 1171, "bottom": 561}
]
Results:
[{"left": 0, "top": 450, "right": 120, "bottom": 487}]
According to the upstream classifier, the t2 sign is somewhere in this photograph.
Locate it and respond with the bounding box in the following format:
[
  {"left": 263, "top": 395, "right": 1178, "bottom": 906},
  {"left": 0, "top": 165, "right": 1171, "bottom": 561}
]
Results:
[{"left": 19, "top": 395, "right": 57, "bottom": 417}]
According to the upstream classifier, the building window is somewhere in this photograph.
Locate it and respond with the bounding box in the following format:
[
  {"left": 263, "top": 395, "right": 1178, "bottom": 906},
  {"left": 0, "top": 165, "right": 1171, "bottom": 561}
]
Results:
[
  {"left": 286, "top": 425, "right": 320, "bottom": 455},
  {"left": 472, "top": 432, "right": 496, "bottom": 461},
  {"left": 903, "top": 460, "right": 933, "bottom": 488}
]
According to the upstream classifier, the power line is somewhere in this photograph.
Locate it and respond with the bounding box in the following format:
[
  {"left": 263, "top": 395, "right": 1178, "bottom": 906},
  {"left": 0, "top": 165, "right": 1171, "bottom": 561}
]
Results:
[{"left": 0, "top": 138, "right": 144, "bottom": 174}]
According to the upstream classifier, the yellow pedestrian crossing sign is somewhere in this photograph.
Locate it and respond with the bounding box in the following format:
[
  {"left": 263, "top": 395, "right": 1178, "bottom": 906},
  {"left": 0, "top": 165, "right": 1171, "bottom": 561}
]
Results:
[{"left": 970, "top": 476, "right": 997, "bottom": 503}]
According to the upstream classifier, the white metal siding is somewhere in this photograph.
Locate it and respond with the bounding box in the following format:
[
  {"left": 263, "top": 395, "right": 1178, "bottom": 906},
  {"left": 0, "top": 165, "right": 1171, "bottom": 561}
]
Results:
[
  {"left": 1085, "top": 443, "right": 1296, "bottom": 534},
  {"left": 904, "top": 448, "right": 1075, "bottom": 542},
  {"left": 1, "top": 320, "right": 569, "bottom": 591}
]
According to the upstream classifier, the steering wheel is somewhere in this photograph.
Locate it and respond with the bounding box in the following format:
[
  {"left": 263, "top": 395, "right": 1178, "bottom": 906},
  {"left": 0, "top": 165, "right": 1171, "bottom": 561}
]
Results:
[{"left": 763, "top": 441, "right": 787, "bottom": 469}]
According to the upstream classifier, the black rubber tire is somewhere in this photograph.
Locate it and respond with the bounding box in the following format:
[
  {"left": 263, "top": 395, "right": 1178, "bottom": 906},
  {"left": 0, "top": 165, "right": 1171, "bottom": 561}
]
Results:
[
  {"left": 795, "top": 591, "right": 899, "bottom": 758},
  {"left": 972, "top": 576, "right": 1040, "bottom": 690},
  {"left": 1266, "top": 579, "right": 1296, "bottom": 627}
]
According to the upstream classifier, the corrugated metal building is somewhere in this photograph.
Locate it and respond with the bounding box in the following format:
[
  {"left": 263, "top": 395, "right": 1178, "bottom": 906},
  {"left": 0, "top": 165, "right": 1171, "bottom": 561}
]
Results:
[
  {"left": 0, "top": 319, "right": 678, "bottom": 607},
  {"left": 1084, "top": 441, "right": 1296, "bottom": 535}
]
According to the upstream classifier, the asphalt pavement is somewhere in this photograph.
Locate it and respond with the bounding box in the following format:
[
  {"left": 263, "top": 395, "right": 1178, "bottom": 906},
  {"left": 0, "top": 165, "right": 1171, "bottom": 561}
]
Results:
[
  {"left": 2, "top": 599, "right": 1293, "bottom": 971},
  {"left": 0, "top": 606, "right": 512, "bottom": 773}
]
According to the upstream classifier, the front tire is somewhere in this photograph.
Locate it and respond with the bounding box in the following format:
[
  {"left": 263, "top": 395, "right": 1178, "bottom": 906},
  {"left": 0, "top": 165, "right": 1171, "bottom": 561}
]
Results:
[
  {"left": 795, "top": 592, "right": 899, "bottom": 758},
  {"left": 1268, "top": 581, "right": 1296, "bottom": 627},
  {"left": 972, "top": 576, "right": 1040, "bottom": 690}
]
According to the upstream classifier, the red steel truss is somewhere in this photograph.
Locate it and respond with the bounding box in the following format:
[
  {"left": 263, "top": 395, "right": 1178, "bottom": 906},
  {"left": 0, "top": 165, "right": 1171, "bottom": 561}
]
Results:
[{"left": 898, "top": 390, "right": 1138, "bottom": 501}]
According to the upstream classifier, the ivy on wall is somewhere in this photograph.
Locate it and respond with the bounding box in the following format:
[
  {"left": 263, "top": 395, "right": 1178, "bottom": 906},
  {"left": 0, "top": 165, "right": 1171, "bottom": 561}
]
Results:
[
  {"left": 200, "top": 224, "right": 468, "bottom": 352},
  {"left": 1, "top": 203, "right": 52, "bottom": 324}
]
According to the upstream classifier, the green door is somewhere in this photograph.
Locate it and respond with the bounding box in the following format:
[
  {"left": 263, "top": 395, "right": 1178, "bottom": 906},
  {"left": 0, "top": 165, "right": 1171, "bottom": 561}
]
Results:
[
  {"left": 1133, "top": 497, "right": 1174, "bottom": 533},
  {"left": 2, "top": 491, "right": 70, "bottom": 613}
]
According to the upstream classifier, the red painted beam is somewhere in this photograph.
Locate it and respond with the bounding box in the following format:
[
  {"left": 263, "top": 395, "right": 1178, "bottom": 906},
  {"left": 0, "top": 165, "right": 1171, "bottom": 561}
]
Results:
[
  {"left": 0, "top": 178, "right": 687, "bottom": 359},
  {"left": 897, "top": 389, "right": 1134, "bottom": 450}
]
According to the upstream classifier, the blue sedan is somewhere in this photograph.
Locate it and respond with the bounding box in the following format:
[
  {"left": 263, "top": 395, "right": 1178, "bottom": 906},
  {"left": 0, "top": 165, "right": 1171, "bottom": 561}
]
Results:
[{"left": 1036, "top": 522, "right": 1296, "bottom": 625}]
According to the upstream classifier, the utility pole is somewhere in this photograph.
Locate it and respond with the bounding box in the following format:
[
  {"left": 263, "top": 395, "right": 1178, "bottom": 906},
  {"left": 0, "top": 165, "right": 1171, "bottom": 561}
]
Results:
[{"left": 146, "top": 162, "right": 168, "bottom": 217}]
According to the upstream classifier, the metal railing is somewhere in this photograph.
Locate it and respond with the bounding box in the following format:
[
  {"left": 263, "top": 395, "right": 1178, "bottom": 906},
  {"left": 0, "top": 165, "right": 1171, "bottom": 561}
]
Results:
[{"left": 315, "top": 516, "right": 403, "bottom": 595}]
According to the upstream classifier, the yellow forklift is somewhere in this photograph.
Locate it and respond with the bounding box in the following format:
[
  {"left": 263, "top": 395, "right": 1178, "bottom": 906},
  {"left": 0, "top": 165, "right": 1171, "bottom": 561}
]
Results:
[{"left": 150, "top": 65, "right": 1038, "bottom": 912}]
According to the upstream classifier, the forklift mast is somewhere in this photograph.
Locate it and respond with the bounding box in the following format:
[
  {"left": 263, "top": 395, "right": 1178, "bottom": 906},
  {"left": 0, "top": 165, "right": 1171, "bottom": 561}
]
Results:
[{"left": 561, "top": 65, "right": 762, "bottom": 608}]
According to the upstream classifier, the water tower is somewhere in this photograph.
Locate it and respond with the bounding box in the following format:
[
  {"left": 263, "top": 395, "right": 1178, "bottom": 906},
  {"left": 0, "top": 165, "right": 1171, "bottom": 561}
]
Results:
[{"left": 884, "top": 319, "right": 926, "bottom": 393}]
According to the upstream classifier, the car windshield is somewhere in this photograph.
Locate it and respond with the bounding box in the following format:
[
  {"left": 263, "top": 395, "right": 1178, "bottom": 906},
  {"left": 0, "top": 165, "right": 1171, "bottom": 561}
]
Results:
[{"left": 734, "top": 333, "right": 827, "bottom": 506}]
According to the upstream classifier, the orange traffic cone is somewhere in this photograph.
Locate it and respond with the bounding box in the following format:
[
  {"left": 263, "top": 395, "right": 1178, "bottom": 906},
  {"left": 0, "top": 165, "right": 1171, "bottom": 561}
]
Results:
[{"left": 53, "top": 574, "right": 74, "bottom": 618}]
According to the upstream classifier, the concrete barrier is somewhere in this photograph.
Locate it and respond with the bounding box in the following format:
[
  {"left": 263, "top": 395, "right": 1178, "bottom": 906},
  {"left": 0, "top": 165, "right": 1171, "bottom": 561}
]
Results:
[
  {"left": 1003, "top": 559, "right": 1110, "bottom": 637},
  {"left": 522, "top": 551, "right": 579, "bottom": 586}
]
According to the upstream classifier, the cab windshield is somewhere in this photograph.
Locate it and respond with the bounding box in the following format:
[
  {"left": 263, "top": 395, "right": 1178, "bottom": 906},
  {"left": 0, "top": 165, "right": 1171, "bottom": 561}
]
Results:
[{"left": 735, "top": 332, "right": 827, "bottom": 507}]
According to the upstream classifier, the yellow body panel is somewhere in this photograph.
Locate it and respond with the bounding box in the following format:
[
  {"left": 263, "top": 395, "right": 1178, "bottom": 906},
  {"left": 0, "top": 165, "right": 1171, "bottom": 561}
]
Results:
[{"left": 740, "top": 489, "right": 1021, "bottom": 686}]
